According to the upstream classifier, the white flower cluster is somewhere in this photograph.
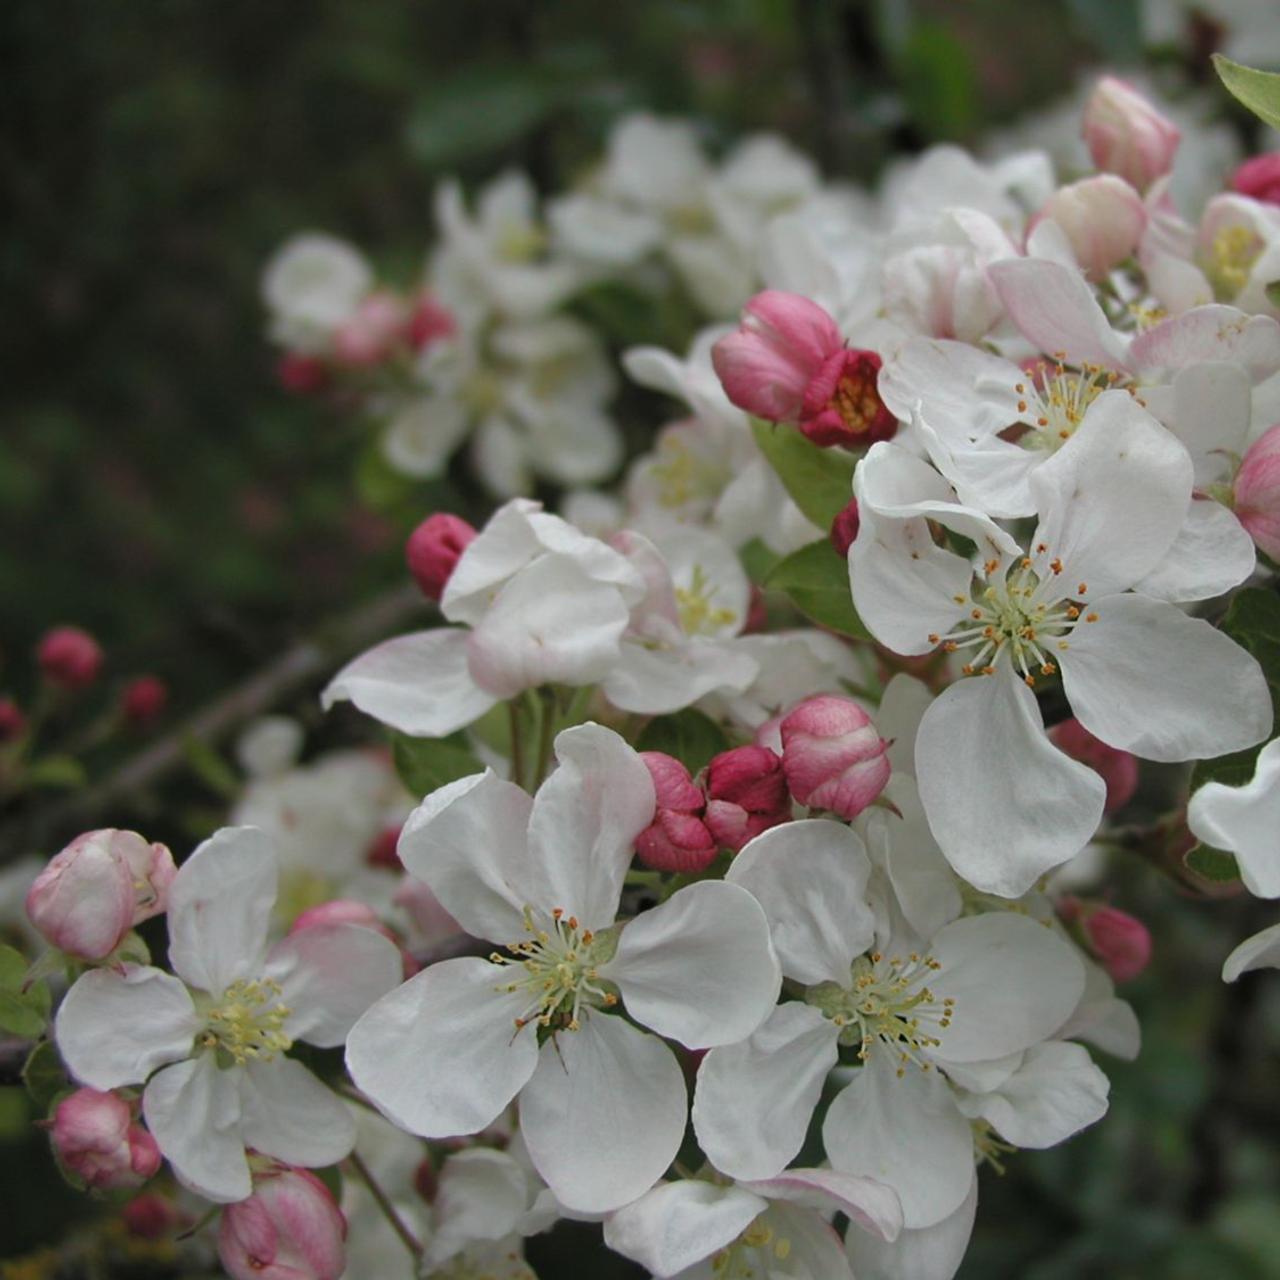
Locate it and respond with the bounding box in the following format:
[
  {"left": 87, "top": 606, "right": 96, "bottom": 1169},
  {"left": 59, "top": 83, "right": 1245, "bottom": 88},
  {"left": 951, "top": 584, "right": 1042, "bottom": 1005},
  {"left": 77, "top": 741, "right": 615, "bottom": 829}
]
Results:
[{"left": 25, "top": 75, "right": 1280, "bottom": 1280}]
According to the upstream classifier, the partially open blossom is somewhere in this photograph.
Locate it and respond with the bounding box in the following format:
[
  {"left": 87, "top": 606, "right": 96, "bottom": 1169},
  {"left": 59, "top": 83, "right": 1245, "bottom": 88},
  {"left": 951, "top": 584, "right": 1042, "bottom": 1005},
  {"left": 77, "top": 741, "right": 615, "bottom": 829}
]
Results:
[
  {"left": 1059, "top": 897, "right": 1151, "bottom": 983},
  {"left": 37, "top": 626, "right": 103, "bottom": 691},
  {"left": 829, "top": 498, "right": 861, "bottom": 558},
  {"left": 1082, "top": 77, "right": 1180, "bottom": 191},
  {"left": 799, "top": 348, "right": 896, "bottom": 448},
  {"left": 405, "top": 513, "right": 477, "bottom": 602},
  {"left": 779, "top": 695, "right": 890, "bottom": 819},
  {"left": 408, "top": 293, "right": 457, "bottom": 349},
  {"left": 51, "top": 1088, "right": 162, "bottom": 1190},
  {"left": 218, "top": 1164, "right": 346, "bottom": 1280},
  {"left": 26, "top": 829, "right": 175, "bottom": 961},
  {"left": 276, "top": 353, "right": 328, "bottom": 394},
  {"left": 331, "top": 291, "right": 408, "bottom": 368},
  {"left": 1032, "top": 174, "right": 1147, "bottom": 281},
  {"left": 0, "top": 697, "right": 25, "bottom": 743},
  {"left": 1233, "top": 423, "right": 1280, "bottom": 561},
  {"left": 704, "top": 744, "right": 790, "bottom": 851},
  {"left": 121, "top": 675, "right": 168, "bottom": 728},
  {"left": 634, "top": 751, "right": 717, "bottom": 872},
  {"left": 1232, "top": 153, "right": 1280, "bottom": 206},
  {"left": 1049, "top": 718, "right": 1139, "bottom": 813}
]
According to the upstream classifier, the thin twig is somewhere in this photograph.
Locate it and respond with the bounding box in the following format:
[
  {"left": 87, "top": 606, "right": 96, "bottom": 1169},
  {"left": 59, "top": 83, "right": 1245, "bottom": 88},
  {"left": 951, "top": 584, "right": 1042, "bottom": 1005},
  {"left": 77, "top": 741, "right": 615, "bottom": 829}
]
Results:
[{"left": 346, "top": 1146, "right": 424, "bottom": 1261}]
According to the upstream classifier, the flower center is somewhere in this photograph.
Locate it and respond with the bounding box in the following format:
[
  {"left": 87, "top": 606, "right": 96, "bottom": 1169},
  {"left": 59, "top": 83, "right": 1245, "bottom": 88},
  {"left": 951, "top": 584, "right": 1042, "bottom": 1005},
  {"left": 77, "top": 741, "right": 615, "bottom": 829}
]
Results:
[
  {"left": 832, "top": 360, "right": 886, "bottom": 436},
  {"left": 201, "top": 979, "right": 293, "bottom": 1067},
  {"left": 1202, "top": 224, "right": 1263, "bottom": 299},
  {"left": 710, "top": 1213, "right": 793, "bottom": 1277},
  {"left": 676, "top": 564, "right": 737, "bottom": 636},
  {"left": 493, "top": 907, "right": 619, "bottom": 1033},
  {"left": 650, "top": 435, "right": 727, "bottom": 510},
  {"left": 806, "top": 951, "right": 955, "bottom": 1073},
  {"left": 1013, "top": 361, "right": 1117, "bottom": 452},
  {"left": 972, "top": 1119, "right": 1017, "bottom": 1174}
]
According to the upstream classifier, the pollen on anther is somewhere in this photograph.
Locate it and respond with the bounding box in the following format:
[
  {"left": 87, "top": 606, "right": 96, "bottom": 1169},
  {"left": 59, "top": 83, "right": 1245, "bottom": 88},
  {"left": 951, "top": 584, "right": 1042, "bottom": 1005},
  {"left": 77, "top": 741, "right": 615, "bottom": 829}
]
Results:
[
  {"left": 1077, "top": 582, "right": 1088, "bottom": 594},
  {"left": 1085, "top": 612, "right": 1098, "bottom": 622}
]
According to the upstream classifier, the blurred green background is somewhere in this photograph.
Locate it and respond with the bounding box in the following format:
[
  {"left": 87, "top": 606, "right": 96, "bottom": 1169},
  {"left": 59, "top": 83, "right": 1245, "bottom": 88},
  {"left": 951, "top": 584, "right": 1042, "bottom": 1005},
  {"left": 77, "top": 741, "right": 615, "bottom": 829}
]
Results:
[{"left": 3, "top": 1, "right": 1279, "bottom": 1275}]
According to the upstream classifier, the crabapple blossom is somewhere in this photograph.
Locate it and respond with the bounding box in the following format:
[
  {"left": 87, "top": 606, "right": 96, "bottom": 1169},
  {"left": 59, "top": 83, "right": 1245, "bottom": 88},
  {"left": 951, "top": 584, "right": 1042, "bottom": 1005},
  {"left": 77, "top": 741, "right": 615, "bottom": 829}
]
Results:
[
  {"left": 1058, "top": 898, "right": 1152, "bottom": 983},
  {"left": 703, "top": 744, "right": 791, "bottom": 851},
  {"left": 120, "top": 675, "right": 168, "bottom": 728},
  {"left": 1081, "top": 77, "right": 1180, "bottom": 192},
  {"left": 634, "top": 752, "right": 717, "bottom": 873},
  {"left": 51, "top": 1088, "right": 162, "bottom": 1191},
  {"left": 1032, "top": 174, "right": 1147, "bottom": 281}
]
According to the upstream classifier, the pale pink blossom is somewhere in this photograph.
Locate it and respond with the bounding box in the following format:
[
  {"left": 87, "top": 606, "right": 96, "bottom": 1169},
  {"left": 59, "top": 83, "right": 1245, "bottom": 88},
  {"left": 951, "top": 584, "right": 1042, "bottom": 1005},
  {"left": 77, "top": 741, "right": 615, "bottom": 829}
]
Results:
[
  {"left": 1082, "top": 77, "right": 1180, "bottom": 192},
  {"left": 1032, "top": 175, "right": 1146, "bottom": 281},
  {"left": 779, "top": 695, "right": 890, "bottom": 819},
  {"left": 51, "top": 1088, "right": 161, "bottom": 1191},
  {"left": 218, "top": 1164, "right": 347, "bottom": 1280}
]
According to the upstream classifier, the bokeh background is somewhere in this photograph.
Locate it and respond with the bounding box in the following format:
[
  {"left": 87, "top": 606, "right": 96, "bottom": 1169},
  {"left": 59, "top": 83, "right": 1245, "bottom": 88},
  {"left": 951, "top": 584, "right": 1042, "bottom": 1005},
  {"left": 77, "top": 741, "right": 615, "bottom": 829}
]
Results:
[{"left": 3, "top": 1, "right": 1280, "bottom": 1275}]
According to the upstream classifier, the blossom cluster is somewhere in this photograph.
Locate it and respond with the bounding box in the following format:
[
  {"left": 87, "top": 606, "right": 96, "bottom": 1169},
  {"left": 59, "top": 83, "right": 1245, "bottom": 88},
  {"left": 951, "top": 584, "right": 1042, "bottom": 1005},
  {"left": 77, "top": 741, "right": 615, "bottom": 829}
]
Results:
[{"left": 6, "top": 72, "right": 1280, "bottom": 1280}]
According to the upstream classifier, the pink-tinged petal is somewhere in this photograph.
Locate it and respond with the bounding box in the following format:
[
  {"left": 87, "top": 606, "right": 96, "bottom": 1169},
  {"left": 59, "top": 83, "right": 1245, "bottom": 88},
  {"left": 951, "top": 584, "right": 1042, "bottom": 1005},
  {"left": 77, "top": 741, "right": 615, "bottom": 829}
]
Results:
[
  {"left": 264, "top": 922, "right": 403, "bottom": 1048},
  {"left": 142, "top": 1056, "right": 250, "bottom": 1203},
  {"left": 1082, "top": 77, "right": 1180, "bottom": 191},
  {"left": 692, "top": 1003, "right": 838, "bottom": 1181},
  {"left": 1130, "top": 306, "right": 1280, "bottom": 383},
  {"left": 321, "top": 629, "right": 498, "bottom": 738},
  {"left": 1062, "top": 594, "right": 1272, "bottom": 763},
  {"left": 915, "top": 675, "right": 1106, "bottom": 898},
  {"left": 603, "top": 880, "right": 780, "bottom": 1048},
  {"left": 845, "top": 1177, "right": 977, "bottom": 1280},
  {"left": 519, "top": 1013, "right": 687, "bottom": 1214},
  {"left": 525, "top": 724, "right": 655, "bottom": 932},
  {"left": 1235, "top": 423, "right": 1280, "bottom": 561},
  {"left": 345, "top": 957, "right": 538, "bottom": 1138},
  {"left": 744, "top": 1167, "right": 903, "bottom": 1243},
  {"left": 1033, "top": 175, "right": 1147, "bottom": 281},
  {"left": 167, "top": 827, "right": 277, "bottom": 994},
  {"left": 396, "top": 770, "right": 531, "bottom": 944},
  {"left": 238, "top": 1057, "right": 356, "bottom": 1168},
  {"left": 55, "top": 965, "right": 200, "bottom": 1090},
  {"left": 1223, "top": 922, "right": 1280, "bottom": 982}
]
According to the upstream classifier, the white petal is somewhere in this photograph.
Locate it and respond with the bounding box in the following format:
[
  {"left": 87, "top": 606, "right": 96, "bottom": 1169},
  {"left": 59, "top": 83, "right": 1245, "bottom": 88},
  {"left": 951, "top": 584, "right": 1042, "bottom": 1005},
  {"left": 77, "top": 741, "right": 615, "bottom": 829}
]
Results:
[
  {"left": 823, "top": 1051, "right": 975, "bottom": 1230},
  {"left": 879, "top": 339, "right": 1023, "bottom": 443},
  {"left": 55, "top": 965, "right": 199, "bottom": 1089},
  {"left": 1223, "top": 921, "right": 1280, "bottom": 982},
  {"left": 1062, "top": 594, "right": 1273, "bottom": 762},
  {"left": 167, "top": 826, "right": 276, "bottom": 993},
  {"left": 928, "top": 913, "right": 1085, "bottom": 1064},
  {"left": 915, "top": 676, "right": 1106, "bottom": 897},
  {"left": 143, "top": 1056, "right": 250, "bottom": 1203},
  {"left": 744, "top": 1167, "right": 903, "bottom": 1243},
  {"left": 692, "top": 1003, "right": 838, "bottom": 1181},
  {"left": 345, "top": 957, "right": 539, "bottom": 1138},
  {"left": 878, "top": 675, "right": 933, "bottom": 780},
  {"left": 397, "top": 770, "right": 531, "bottom": 943},
  {"left": 525, "top": 723, "right": 655, "bottom": 931},
  {"left": 264, "top": 923, "right": 403, "bottom": 1047},
  {"left": 968, "top": 1041, "right": 1109, "bottom": 1148},
  {"left": 727, "top": 820, "right": 875, "bottom": 986},
  {"left": 1054, "top": 957, "right": 1141, "bottom": 1061},
  {"left": 603, "top": 641, "right": 759, "bottom": 715},
  {"left": 427, "top": 1148, "right": 536, "bottom": 1267},
  {"left": 1188, "top": 737, "right": 1280, "bottom": 898},
  {"left": 381, "top": 395, "right": 471, "bottom": 478},
  {"left": 239, "top": 1056, "right": 356, "bottom": 1168},
  {"left": 519, "top": 1013, "right": 686, "bottom": 1214},
  {"left": 750, "top": 1202, "right": 855, "bottom": 1280},
  {"left": 845, "top": 1177, "right": 977, "bottom": 1280},
  {"left": 1134, "top": 499, "right": 1256, "bottom": 603},
  {"left": 321, "top": 629, "right": 498, "bottom": 738},
  {"left": 603, "top": 1180, "right": 766, "bottom": 1278}
]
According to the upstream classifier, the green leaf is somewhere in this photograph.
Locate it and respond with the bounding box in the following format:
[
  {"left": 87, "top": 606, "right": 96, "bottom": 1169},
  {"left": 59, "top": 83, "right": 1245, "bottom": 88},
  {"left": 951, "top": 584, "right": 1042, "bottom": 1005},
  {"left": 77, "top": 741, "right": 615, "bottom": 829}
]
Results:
[
  {"left": 24, "top": 755, "right": 87, "bottom": 790},
  {"left": 750, "top": 420, "right": 854, "bottom": 531},
  {"left": 1183, "top": 845, "right": 1241, "bottom": 884},
  {"left": 181, "top": 734, "right": 240, "bottom": 800},
  {"left": 0, "top": 945, "right": 50, "bottom": 1039},
  {"left": 1191, "top": 588, "right": 1280, "bottom": 792},
  {"left": 636, "top": 709, "right": 730, "bottom": 776},
  {"left": 355, "top": 441, "right": 417, "bottom": 513},
  {"left": 22, "top": 1041, "right": 66, "bottom": 1112},
  {"left": 766, "top": 540, "right": 870, "bottom": 640},
  {"left": 739, "top": 538, "right": 782, "bottom": 586},
  {"left": 1266, "top": 280, "right": 1280, "bottom": 309},
  {"left": 391, "top": 731, "right": 483, "bottom": 799},
  {"left": 897, "top": 21, "right": 978, "bottom": 142},
  {"left": 313, "top": 1162, "right": 345, "bottom": 1204},
  {"left": 1213, "top": 54, "right": 1280, "bottom": 131}
]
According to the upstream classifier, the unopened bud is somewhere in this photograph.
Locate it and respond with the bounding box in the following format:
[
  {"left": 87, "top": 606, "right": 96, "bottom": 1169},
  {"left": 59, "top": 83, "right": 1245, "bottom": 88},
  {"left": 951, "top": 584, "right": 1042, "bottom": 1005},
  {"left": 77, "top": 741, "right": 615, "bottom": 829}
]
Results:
[
  {"left": 1059, "top": 897, "right": 1152, "bottom": 983},
  {"left": 408, "top": 294, "right": 458, "bottom": 349},
  {"left": 1049, "top": 717, "right": 1139, "bottom": 813},
  {"left": 51, "top": 1088, "right": 161, "bottom": 1190},
  {"left": 1232, "top": 152, "right": 1280, "bottom": 206},
  {"left": 1032, "top": 174, "right": 1147, "bottom": 281},
  {"left": 365, "top": 822, "right": 404, "bottom": 870},
  {"left": 634, "top": 752, "right": 717, "bottom": 873},
  {"left": 1233, "top": 423, "right": 1280, "bottom": 562},
  {"left": 704, "top": 745, "right": 790, "bottom": 852},
  {"left": 37, "top": 626, "right": 103, "bottom": 691},
  {"left": 406, "top": 513, "right": 477, "bottom": 602},
  {"left": 779, "top": 695, "right": 890, "bottom": 819},
  {"left": 122, "top": 1193, "right": 184, "bottom": 1240},
  {"left": 275, "top": 353, "right": 329, "bottom": 395},
  {"left": 218, "top": 1164, "right": 347, "bottom": 1280},
  {"left": 121, "top": 675, "right": 168, "bottom": 728},
  {"left": 1082, "top": 77, "right": 1180, "bottom": 192},
  {"left": 331, "top": 292, "right": 408, "bottom": 368},
  {"left": 829, "top": 498, "right": 861, "bottom": 558},
  {"left": 0, "top": 697, "right": 25, "bottom": 743}
]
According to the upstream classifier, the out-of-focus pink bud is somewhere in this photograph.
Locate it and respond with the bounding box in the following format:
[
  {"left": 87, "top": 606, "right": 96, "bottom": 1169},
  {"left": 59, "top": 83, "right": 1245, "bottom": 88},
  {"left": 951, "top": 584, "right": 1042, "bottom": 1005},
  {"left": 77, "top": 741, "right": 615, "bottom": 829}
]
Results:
[
  {"left": 779, "top": 695, "right": 890, "bottom": 819},
  {"left": 37, "top": 626, "right": 103, "bottom": 691},
  {"left": 218, "top": 1164, "right": 347, "bottom": 1280},
  {"left": 52, "top": 1089, "right": 162, "bottom": 1190},
  {"left": 1232, "top": 152, "right": 1280, "bottom": 206},
  {"left": 25, "top": 829, "right": 175, "bottom": 960},
  {"left": 0, "top": 696, "right": 25, "bottom": 743},
  {"left": 121, "top": 675, "right": 168, "bottom": 728},
  {"left": 1233, "top": 424, "right": 1280, "bottom": 561},
  {"left": 1049, "top": 717, "right": 1139, "bottom": 813},
  {"left": 1032, "top": 175, "right": 1147, "bottom": 281},
  {"left": 713, "top": 291, "right": 844, "bottom": 423},
  {"left": 122, "top": 1193, "right": 183, "bottom": 1240},
  {"left": 405, "top": 513, "right": 477, "bottom": 602},
  {"left": 365, "top": 822, "right": 404, "bottom": 870},
  {"left": 1082, "top": 77, "right": 1180, "bottom": 192},
  {"left": 331, "top": 292, "right": 407, "bottom": 368},
  {"left": 634, "top": 752, "right": 717, "bottom": 873},
  {"left": 704, "top": 745, "right": 790, "bottom": 852},
  {"left": 289, "top": 899, "right": 384, "bottom": 934},
  {"left": 829, "top": 498, "right": 861, "bottom": 558},
  {"left": 1059, "top": 897, "right": 1152, "bottom": 983},
  {"left": 408, "top": 293, "right": 458, "bottom": 349},
  {"left": 742, "top": 584, "right": 769, "bottom": 634},
  {"left": 799, "top": 348, "right": 897, "bottom": 448},
  {"left": 275, "top": 353, "right": 329, "bottom": 395}
]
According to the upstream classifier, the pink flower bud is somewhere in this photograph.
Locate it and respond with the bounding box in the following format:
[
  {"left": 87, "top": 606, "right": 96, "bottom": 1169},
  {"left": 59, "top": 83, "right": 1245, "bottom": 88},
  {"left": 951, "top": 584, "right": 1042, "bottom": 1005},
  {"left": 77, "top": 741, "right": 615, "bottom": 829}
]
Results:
[
  {"left": 408, "top": 293, "right": 458, "bottom": 349},
  {"left": 276, "top": 353, "right": 328, "bottom": 394},
  {"left": 36, "top": 626, "right": 103, "bottom": 691},
  {"left": 26, "top": 829, "right": 175, "bottom": 960},
  {"left": 779, "top": 695, "right": 890, "bottom": 819},
  {"left": 405, "top": 513, "right": 477, "bottom": 602},
  {"left": 1032, "top": 174, "right": 1147, "bottom": 281},
  {"left": 1049, "top": 717, "right": 1139, "bottom": 813},
  {"left": 0, "top": 696, "right": 25, "bottom": 743},
  {"left": 122, "top": 1193, "right": 183, "bottom": 1240},
  {"left": 1233, "top": 423, "right": 1280, "bottom": 561},
  {"left": 1082, "top": 77, "right": 1180, "bottom": 192},
  {"left": 51, "top": 1089, "right": 162, "bottom": 1190},
  {"left": 1232, "top": 152, "right": 1280, "bottom": 206},
  {"left": 365, "top": 822, "right": 404, "bottom": 869},
  {"left": 798, "top": 348, "right": 897, "bottom": 448},
  {"left": 1059, "top": 897, "right": 1152, "bottom": 983},
  {"left": 829, "top": 498, "right": 861, "bottom": 557},
  {"left": 331, "top": 291, "right": 408, "bottom": 368},
  {"left": 742, "top": 584, "right": 769, "bottom": 634},
  {"left": 634, "top": 753, "right": 717, "bottom": 873},
  {"left": 121, "top": 675, "right": 168, "bottom": 728},
  {"left": 218, "top": 1165, "right": 347, "bottom": 1280},
  {"left": 704, "top": 745, "right": 790, "bottom": 852}
]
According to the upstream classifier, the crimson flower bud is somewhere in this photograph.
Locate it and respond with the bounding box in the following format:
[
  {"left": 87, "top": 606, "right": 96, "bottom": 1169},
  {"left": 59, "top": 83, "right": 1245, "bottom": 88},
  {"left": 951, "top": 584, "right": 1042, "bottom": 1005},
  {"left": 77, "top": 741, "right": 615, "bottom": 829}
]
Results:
[
  {"left": 1049, "top": 718, "right": 1139, "bottom": 813},
  {"left": 798, "top": 348, "right": 897, "bottom": 448},
  {"left": 0, "top": 696, "right": 25, "bottom": 743},
  {"left": 779, "top": 695, "right": 890, "bottom": 819},
  {"left": 634, "top": 752, "right": 717, "bottom": 873},
  {"left": 218, "top": 1165, "right": 347, "bottom": 1280},
  {"left": 1232, "top": 152, "right": 1280, "bottom": 206},
  {"left": 51, "top": 1089, "right": 162, "bottom": 1190},
  {"left": 1059, "top": 897, "right": 1152, "bottom": 984},
  {"left": 275, "top": 353, "right": 328, "bottom": 395},
  {"left": 121, "top": 675, "right": 168, "bottom": 728},
  {"left": 1082, "top": 76, "right": 1180, "bottom": 192},
  {"left": 36, "top": 626, "right": 103, "bottom": 691},
  {"left": 408, "top": 293, "right": 458, "bottom": 349},
  {"left": 1233, "top": 423, "right": 1280, "bottom": 562},
  {"left": 829, "top": 498, "right": 861, "bottom": 558},
  {"left": 704, "top": 745, "right": 790, "bottom": 852},
  {"left": 122, "top": 1193, "right": 183, "bottom": 1240},
  {"left": 406, "top": 513, "right": 477, "bottom": 602}
]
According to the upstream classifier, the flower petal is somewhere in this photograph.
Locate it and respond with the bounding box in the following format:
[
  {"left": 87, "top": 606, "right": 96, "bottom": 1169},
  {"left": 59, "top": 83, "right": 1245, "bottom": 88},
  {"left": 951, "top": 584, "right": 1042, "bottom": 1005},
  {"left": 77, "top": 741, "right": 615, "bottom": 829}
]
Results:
[
  {"left": 744, "top": 1167, "right": 903, "bottom": 1243},
  {"left": 1134, "top": 498, "right": 1256, "bottom": 603},
  {"left": 238, "top": 1056, "right": 356, "bottom": 1168},
  {"left": 1188, "top": 737, "right": 1280, "bottom": 898},
  {"left": 845, "top": 1177, "right": 977, "bottom": 1280},
  {"left": 1223, "top": 921, "right": 1280, "bottom": 982}
]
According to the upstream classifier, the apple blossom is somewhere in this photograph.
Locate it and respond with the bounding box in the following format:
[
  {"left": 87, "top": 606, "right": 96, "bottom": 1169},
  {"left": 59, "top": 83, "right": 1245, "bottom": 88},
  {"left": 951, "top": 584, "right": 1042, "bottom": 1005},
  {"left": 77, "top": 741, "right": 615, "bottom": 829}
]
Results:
[
  {"left": 218, "top": 1163, "right": 347, "bottom": 1280},
  {"left": 779, "top": 694, "right": 890, "bottom": 819},
  {"left": 704, "top": 744, "right": 791, "bottom": 852},
  {"left": 634, "top": 752, "right": 717, "bottom": 873},
  {"left": 51, "top": 1088, "right": 162, "bottom": 1191},
  {"left": 1048, "top": 717, "right": 1140, "bottom": 813},
  {"left": 120, "top": 675, "right": 168, "bottom": 728},
  {"left": 1232, "top": 152, "right": 1280, "bottom": 206},
  {"left": 1032, "top": 174, "right": 1146, "bottom": 281},
  {"left": 1081, "top": 77, "right": 1180, "bottom": 192},
  {"left": 1188, "top": 736, "right": 1280, "bottom": 899}
]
